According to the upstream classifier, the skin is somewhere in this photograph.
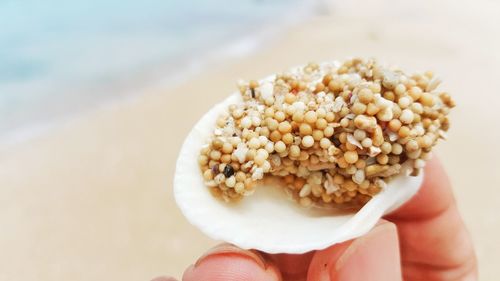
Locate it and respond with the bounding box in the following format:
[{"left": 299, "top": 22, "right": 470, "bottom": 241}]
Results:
[{"left": 154, "top": 157, "right": 478, "bottom": 281}]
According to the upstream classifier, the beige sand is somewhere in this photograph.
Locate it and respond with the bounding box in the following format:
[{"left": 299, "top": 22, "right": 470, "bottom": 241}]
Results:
[{"left": 1, "top": 0, "right": 499, "bottom": 279}]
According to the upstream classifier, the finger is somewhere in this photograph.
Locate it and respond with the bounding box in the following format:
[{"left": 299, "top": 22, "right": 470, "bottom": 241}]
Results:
[
  {"left": 261, "top": 251, "right": 315, "bottom": 281},
  {"left": 182, "top": 243, "right": 281, "bottom": 281},
  {"left": 307, "top": 221, "right": 402, "bottom": 281},
  {"left": 385, "top": 156, "right": 478, "bottom": 280}
]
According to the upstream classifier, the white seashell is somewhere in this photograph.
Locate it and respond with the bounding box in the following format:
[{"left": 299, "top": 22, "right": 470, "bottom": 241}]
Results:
[
  {"left": 174, "top": 92, "right": 423, "bottom": 254},
  {"left": 387, "top": 131, "right": 399, "bottom": 142},
  {"left": 368, "top": 146, "right": 382, "bottom": 157},
  {"left": 347, "top": 134, "right": 363, "bottom": 149}
]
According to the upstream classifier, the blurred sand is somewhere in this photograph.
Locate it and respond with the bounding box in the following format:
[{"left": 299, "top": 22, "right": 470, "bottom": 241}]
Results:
[{"left": 1, "top": 0, "right": 500, "bottom": 279}]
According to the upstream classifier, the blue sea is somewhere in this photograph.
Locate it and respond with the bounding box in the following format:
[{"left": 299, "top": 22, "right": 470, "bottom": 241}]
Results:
[{"left": 0, "top": 0, "right": 318, "bottom": 143}]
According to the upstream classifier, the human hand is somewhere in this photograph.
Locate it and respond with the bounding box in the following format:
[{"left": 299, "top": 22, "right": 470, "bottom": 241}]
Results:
[{"left": 155, "top": 157, "right": 477, "bottom": 281}]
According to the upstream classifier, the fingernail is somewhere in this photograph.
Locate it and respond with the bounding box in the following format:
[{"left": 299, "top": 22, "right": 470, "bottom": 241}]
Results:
[
  {"left": 331, "top": 223, "right": 402, "bottom": 281},
  {"left": 195, "top": 243, "right": 267, "bottom": 269}
]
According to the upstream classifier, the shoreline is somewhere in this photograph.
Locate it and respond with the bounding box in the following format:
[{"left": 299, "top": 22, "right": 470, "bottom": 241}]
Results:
[{"left": 0, "top": 0, "right": 320, "bottom": 148}]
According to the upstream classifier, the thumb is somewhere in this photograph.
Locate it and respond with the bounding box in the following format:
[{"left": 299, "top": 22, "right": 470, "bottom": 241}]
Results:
[{"left": 307, "top": 221, "right": 402, "bottom": 281}]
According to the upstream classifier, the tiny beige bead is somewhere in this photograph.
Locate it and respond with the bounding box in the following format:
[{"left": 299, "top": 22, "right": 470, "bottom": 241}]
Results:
[
  {"left": 299, "top": 123, "right": 313, "bottom": 135},
  {"left": 395, "top": 84, "right": 406, "bottom": 95},
  {"left": 398, "top": 96, "right": 411, "bottom": 109},
  {"left": 264, "top": 142, "right": 274, "bottom": 153},
  {"left": 345, "top": 141, "right": 357, "bottom": 151},
  {"left": 406, "top": 139, "right": 419, "bottom": 151},
  {"left": 302, "top": 135, "right": 315, "bottom": 148},
  {"left": 278, "top": 121, "right": 292, "bottom": 134},
  {"left": 376, "top": 154, "right": 389, "bottom": 165},
  {"left": 316, "top": 108, "right": 326, "bottom": 118},
  {"left": 312, "top": 130, "right": 324, "bottom": 141},
  {"left": 361, "top": 138, "right": 372, "bottom": 148},
  {"left": 240, "top": 116, "right": 252, "bottom": 129},
  {"left": 324, "top": 126, "right": 334, "bottom": 137},
  {"left": 198, "top": 155, "right": 209, "bottom": 166},
  {"left": 289, "top": 145, "right": 301, "bottom": 158},
  {"left": 248, "top": 137, "right": 260, "bottom": 149},
  {"left": 340, "top": 118, "right": 349, "bottom": 128},
  {"left": 325, "top": 112, "right": 335, "bottom": 122},
  {"left": 369, "top": 83, "right": 381, "bottom": 93},
  {"left": 285, "top": 93, "right": 296, "bottom": 104},
  {"left": 275, "top": 111, "right": 286, "bottom": 122},
  {"left": 355, "top": 159, "right": 366, "bottom": 169},
  {"left": 388, "top": 119, "right": 402, "bottom": 132},
  {"left": 267, "top": 118, "right": 279, "bottom": 131},
  {"left": 420, "top": 92, "right": 435, "bottom": 106},
  {"left": 210, "top": 150, "right": 221, "bottom": 160},
  {"left": 418, "top": 135, "right": 433, "bottom": 148},
  {"left": 235, "top": 171, "right": 246, "bottom": 182},
  {"left": 383, "top": 91, "right": 395, "bottom": 101},
  {"left": 365, "top": 103, "right": 380, "bottom": 116},
  {"left": 351, "top": 102, "right": 367, "bottom": 115},
  {"left": 293, "top": 111, "right": 304, "bottom": 122},
  {"left": 381, "top": 142, "right": 392, "bottom": 154},
  {"left": 400, "top": 109, "right": 414, "bottom": 124},
  {"left": 333, "top": 174, "right": 344, "bottom": 184},
  {"left": 269, "top": 130, "right": 281, "bottom": 142},
  {"left": 264, "top": 107, "right": 275, "bottom": 118},
  {"left": 282, "top": 133, "right": 294, "bottom": 145},
  {"left": 203, "top": 169, "right": 214, "bottom": 180},
  {"left": 398, "top": 126, "right": 410, "bottom": 138},
  {"left": 225, "top": 176, "right": 236, "bottom": 188},
  {"left": 257, "top": 148, "right": 269, "bottom": 159},
  {"left": 254, "top": 154, "right": 266, "bottom": 166},
  {"left": 392, "top": 143, "right": 403, "bottom": 154},
  {"left": 344, "top": 151, "right": 359, "bottom": 164},
  {"left": 358, "top": 88, "right": 374, "bottom": 104},
  {"left": 274, "top": 141, "right": 286, "bottom": 153},
  {"left": 316, "top": 118, "right": 328, "bottom": 130},
  {"left": 353, "top": 129, "right": 366, "bottom": 141},
  {"left": 305, "top": 111, "right": 318, "bottom": 124},
  {"left": 249, "top": 80, "right": 259, "bottom": 88},
  {"left": 234, "top": 182, "right": 245, "bottom": 193},
  {"left": 221, "top": 154, "right": 231, "bottom": 163},
  {"left": 320, "top": 138, "right": 331, "bottom": 149}
]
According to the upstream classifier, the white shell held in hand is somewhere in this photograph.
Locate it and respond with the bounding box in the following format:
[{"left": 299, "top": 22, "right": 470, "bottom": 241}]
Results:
[{"left": 174, "top": 93, "right": 423, "bottom": 254}]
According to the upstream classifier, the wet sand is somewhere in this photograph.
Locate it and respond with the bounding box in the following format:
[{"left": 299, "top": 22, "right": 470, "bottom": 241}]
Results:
[{"left": 1, "top": 0, "right": 499, "bottom": 279}]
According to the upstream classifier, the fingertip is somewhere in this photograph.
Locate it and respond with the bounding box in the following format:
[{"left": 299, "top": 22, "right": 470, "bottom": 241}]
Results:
[
  {"left": 307, "top": 221, "right": 401, "bottom": 281},
  {"left": 183, "top": 244, "right": 281, "bottom": 281}
]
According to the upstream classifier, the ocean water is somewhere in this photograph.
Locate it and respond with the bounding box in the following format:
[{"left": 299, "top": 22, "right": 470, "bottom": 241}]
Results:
[{"left": 0, "top": 0, "right": 317, "bottom": 143}]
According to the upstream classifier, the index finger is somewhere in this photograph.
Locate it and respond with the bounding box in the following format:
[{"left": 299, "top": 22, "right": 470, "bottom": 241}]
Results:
[{"left": 384, "top": 156, "right": 477, "bottom": 280}]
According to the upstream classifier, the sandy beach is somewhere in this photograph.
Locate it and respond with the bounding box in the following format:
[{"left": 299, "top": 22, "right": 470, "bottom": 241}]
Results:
[{"left": 1, "top": 0, "right": 499, "bottom": 279}]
